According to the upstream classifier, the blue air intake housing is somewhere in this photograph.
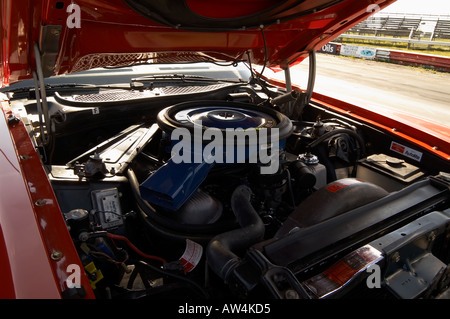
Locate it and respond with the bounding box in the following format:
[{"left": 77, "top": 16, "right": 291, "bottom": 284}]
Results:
[{"left": 139, "top": 100, "right": 293, "bottom": 211}]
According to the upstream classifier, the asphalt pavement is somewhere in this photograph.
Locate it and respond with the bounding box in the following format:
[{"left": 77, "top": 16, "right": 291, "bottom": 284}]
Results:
[{"left": 263, "top": 54, "right": 450, "bottom": 128}]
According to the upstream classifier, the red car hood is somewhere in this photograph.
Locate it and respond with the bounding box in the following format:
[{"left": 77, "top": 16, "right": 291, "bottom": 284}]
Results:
[{"left": 1, "top": 0, "right": 396, "bottom": 86}]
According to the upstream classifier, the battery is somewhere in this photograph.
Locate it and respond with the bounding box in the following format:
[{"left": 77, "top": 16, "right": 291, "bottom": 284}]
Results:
[{"left": 357, "top": 154, "right": 425, "bottom": 192}]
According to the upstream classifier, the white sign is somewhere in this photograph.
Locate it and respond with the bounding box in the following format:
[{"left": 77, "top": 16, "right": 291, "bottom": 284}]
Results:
[
  {"left": 179, "top": 239, "right": 203, "bottom": 273},
  {"left": 341, "top": 44, "right": 377, "bottom": 60},
  {"left": 390, "top": 141, "right": 423, "bottom": 162}
]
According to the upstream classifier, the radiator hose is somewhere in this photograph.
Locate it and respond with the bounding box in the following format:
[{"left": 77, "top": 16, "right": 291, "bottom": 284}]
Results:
[{"left": 206, "top": 185, "right": 265, "bottom": 283}]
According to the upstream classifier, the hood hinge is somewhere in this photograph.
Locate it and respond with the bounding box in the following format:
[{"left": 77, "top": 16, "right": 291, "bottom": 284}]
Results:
[{"left": 32, "top": 25, "right": 62, "bottom": 146}]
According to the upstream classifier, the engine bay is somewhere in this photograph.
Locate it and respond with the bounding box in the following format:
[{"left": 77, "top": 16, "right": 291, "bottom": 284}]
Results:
[{"left": 6, "top": 68, "right": 450, "bottom": 299}]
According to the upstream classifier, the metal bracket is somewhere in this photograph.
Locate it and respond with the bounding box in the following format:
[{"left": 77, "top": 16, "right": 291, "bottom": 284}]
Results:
[
  {"left": 33, "top": 43, "right": 50, "bottom": 146},
  {"left": 370, "top": 211, "right": 450, "bottom": 299}
]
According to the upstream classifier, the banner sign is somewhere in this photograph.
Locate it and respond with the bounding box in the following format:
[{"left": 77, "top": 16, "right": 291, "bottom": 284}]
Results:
[
  {"left": 340, "top": 44, "right": 377, "bottom": 60},
  {"left": 318, "top": 43, "right": 338, "bottom": 55}
]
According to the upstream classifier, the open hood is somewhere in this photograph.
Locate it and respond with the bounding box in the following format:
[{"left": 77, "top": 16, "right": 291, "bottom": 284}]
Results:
[{"left": 1, "top": 0, "right": 396, "bottom": 86}]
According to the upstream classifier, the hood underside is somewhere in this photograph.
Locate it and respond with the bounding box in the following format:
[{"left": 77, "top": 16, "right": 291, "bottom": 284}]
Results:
[{"left": 1, "top": 0, "right": 396, "bottom": 86}]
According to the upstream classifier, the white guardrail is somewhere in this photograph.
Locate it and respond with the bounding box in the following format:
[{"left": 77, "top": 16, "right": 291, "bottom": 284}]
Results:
[{"left": 337, "top": 33, "right": 450, "bottom": 47}]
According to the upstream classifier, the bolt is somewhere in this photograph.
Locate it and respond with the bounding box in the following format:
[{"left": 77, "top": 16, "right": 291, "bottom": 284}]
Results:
[
  {"left": 78, "top": 232, "right": 89, "bottom": 242},
  {"left": 51, "top": 250, "right": 63, "bottom": 260},
  {"left": 35, "top": 199, "right": 47, "bottom": 206},
  {"left": 428, "top": 231, "right": 436, "bottom": 242},
  {"left": 50, "top": 29, "right": 61, "bottom": 36},
  {"left": 391, "top": 251, "right": 400, "bottom": 263},
  {"left": 285, "top": 289, "right": 299, "bottom": 299}
]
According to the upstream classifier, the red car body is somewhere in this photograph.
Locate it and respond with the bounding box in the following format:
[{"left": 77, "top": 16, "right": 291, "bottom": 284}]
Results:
[
  {"left": 2, "top": 0, "right": 397, "bottom": 85},
  {"left": 0, "top": 0, "right": 449, "bottom": 299}
]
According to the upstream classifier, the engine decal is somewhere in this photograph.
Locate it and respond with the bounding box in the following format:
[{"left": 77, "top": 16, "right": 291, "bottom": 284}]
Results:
[
  {"left": 390, "top": 141, "right": 423, "bottom": 162},
  {"left": 326, "top": 178, "right": 363, "bottom": 193}
]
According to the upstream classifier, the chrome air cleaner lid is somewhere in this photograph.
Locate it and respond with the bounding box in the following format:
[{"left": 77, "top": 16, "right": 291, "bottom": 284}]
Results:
[{"left": 174, "top": 107, "right": 277, "bottom": 130}]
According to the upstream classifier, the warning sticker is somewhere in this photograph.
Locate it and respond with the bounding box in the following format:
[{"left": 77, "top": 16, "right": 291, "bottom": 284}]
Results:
[
  {"left": 179, "top": 239, "right": 203, "bottom": 273},
  {"left": 390, "top": 142, "right": 423, "bottom": 162},
  {"left": 326, "top": 178, "right": 363, "bottom": 193}
]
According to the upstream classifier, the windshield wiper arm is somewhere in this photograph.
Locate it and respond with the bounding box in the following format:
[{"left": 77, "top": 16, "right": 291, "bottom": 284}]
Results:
[{"left": 131, "top": 74, "right": 244, "bottom": 84}]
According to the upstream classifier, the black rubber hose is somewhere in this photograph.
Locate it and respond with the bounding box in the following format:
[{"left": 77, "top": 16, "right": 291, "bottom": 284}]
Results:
[
  {"left": 135, "top": 260, "right": 210, "bottom": 299},
  {"left": 206, "top": 185, "right": 265, "bottom": 282},
  {"left": 271, "top": 90, "right": 299, "bottom": 106},
  {"left": 307, "top": 128, "right": 366, "bottom": 157},
  {"left": 305, "top": 50, "right": 316, "bottom": 107}
]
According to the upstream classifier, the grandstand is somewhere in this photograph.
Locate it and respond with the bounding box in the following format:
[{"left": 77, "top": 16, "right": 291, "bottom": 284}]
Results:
[
  {"left": 349, "top": 13, "right": 450, "bottom": 40},
  {"left": 433, "top": 18, "right": 450, "bottom": 39}
]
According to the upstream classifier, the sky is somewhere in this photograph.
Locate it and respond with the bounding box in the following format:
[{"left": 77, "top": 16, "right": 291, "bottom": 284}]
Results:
[{"left": 382, "top": 0, "right": 450, "bottom": 16}]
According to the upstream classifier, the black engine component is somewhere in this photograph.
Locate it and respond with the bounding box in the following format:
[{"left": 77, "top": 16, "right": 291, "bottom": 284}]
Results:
[
  {"left": 207, "top": 185, "right": 265, "bottom": 282},
  {"left": 42, "top": 89, "right": 450, "bottom": 300},
  {"left": 139, "top": 100, "right": 293, "bottom": 211},
  {"left": 276, "top": 178, "right": 389, "bottom": 236},
  {"left": 174, "top": 190, "right": 223, "bottom": 225},
  {"left": 256, "top": 178, "right": 449, "bottom": 275}
]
